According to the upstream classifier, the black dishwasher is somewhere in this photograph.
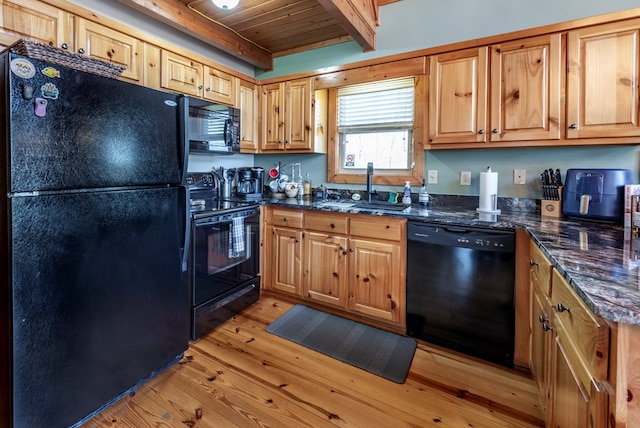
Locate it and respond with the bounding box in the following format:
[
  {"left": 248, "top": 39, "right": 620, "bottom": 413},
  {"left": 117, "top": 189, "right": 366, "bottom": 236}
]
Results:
[{"left": 406, "top": 222, "right": 515, "bottom": 367}]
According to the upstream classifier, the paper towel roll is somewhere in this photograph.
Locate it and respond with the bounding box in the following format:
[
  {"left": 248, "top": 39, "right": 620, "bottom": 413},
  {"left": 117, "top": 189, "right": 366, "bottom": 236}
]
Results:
[{"left": 477, "top": 167, "right": 501, "bottom": 214}]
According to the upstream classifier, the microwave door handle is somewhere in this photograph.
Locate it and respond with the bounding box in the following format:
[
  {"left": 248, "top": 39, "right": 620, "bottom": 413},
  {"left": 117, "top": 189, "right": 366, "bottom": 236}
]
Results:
[{"left": 224, "top": 119, "right": 232, "bottom": 147}]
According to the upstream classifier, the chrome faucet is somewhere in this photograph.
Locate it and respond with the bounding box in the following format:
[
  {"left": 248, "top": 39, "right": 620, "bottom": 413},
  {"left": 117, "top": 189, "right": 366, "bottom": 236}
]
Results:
[{"left": 366, "top": 162, "right": 374, "bottom": 202}]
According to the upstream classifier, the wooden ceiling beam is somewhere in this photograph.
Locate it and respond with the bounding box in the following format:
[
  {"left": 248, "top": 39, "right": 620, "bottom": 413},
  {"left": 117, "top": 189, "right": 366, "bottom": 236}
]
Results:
[
  {"left": 315, "top": 0, "right": 377, "bottom": 52},
  {"left": 116, "top": 0, "right": 273, "bottom": 70}
]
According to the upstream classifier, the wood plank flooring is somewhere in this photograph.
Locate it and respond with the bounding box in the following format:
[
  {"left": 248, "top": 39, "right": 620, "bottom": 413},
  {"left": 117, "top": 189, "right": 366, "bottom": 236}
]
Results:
[{"left": 83, "top": 296, "right": 544, "bottom": 427}]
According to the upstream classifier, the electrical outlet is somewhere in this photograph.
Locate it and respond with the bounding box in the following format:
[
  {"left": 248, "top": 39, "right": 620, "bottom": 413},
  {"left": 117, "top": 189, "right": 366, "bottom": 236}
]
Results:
[
  {"left": 513, "top": 169, "right": 526, "bottom": 185},
  {"left": 427, "top": 170, "right": 438, "bottom": 184},
  {"left": 460, "top": 171, "right": 471, "bottom": 186}
]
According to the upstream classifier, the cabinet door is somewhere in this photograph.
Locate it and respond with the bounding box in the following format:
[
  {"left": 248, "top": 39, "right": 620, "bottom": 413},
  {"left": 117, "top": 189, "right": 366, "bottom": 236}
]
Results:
[
  {"left": 286, "top": 77, "right": 313, "bottom": 151},
  {"left": 203, "top": 65, "right": 236, "bottom": 105},
  {"left": 75, "top": 18, "right": 141, "bottom": 83},
  {"left": 0, "top": 0, "right": 73, "bottom": 49},
  {"left": 161, "top": 50, "right": 203, "bottom": 97},
  {"left": 490, "top": 34, "right": 562, "bottom": 142},
  {"left": 552, "top": 336, "right": 591, "bottom": 428},
  {"left": 429, "top": 47, "right": 489, "bottom": 144},
  {"left": 261, "top": 82, "right": 285, "bottom": 151},
  {"left": 143, "top": 43, "right": 161, "bottom": 90},
  {"left": 530, "top": 283, "right": 554, "bottom": 425},
  {"left": 567, "top": 20, "right": 640, "bottom": 138},
  {"left": 348, "top": 238, "right": 402, "bottom": 323},
  {"left": 270, "top": 226, "right": 303, "bottom": 295},
  {"left": 304, "top": 232, "right": 347, "bottom": 307},
  {"left": 238, "top": 80, "right": 259, "bottom": 153}
]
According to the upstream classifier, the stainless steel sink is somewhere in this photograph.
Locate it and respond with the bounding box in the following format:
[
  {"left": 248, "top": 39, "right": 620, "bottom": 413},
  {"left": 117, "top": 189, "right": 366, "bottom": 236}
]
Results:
[{"left": 355, "top": 201, "right": 411, "bottom": 212}]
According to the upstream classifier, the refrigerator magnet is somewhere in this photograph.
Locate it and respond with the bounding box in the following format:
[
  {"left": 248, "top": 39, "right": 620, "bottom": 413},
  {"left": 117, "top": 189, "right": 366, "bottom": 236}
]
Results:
[
  {"left": 10, "top": 58, "right": 36, "bottom": 79},
  {"left": 41, "top": 67, "right": 61, "bottom": 78},
  {"left": 40, "top": 82, "right": 59, "bottom": 100}
]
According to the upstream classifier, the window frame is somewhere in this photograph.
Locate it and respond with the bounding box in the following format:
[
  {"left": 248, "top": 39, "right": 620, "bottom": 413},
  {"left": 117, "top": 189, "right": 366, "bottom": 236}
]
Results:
[{"left": 327, "top": 74, "right": 425, "bottom": 187}]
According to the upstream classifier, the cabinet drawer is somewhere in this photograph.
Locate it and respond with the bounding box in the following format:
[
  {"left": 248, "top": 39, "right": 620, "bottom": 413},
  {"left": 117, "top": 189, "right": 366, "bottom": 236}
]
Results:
[
  {"left": 551, "top": 269, "right": 609, "bottom": 383},
  {"left": 349, "top": 215, "right": 405, "bottom": 241},
  {"left": 530, "top": 242, "right": 552, "bottom": 296},
  {"left": 304, "top": 212, "right": 348, "bottom": 234},
  {"left": 268, "top": 208, "right": 303, "bottom": 229}
]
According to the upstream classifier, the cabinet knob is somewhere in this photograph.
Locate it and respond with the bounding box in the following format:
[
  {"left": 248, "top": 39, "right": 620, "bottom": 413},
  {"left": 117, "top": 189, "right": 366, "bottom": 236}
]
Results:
[
  {"left": 285, "top": 140, "right": 290, "bottom": 145},
  {"left": 542, "top": 322, "right": 553, "bottom": 332},
  {"left": 283, "top": 217, "right": 288, "bottom": 222},
  {"left": 294, "top": 239, "right": 300, "bottom": 243},
  {"left": 557, "top": 303, "right": 570, "bottom": 313},
  {"left": 569, "top": 124, "right": 577, "bottom": 130},
  {"left": 538, "top": 315, "right": 547, "bottom": 323},
  {"left": 339, "top": 246, "right": 345, "bottom": 251},
  {"left": 61, "top": 43, "right": 69, "bottom": 50},
  {"left": 205, "top": 87, "right": 211, "bottom": 92},
  {"left": 492, "top": 129, "right": 499, "bottom": 134},
  {"left": 349, "top": 247, "right": 354, "bottom": 252},
  {"left": 198, "top": 85, "right": 203, "bottom": 90},
  {"left": 78, "top": 48, "right": 85, "bottom": 54},
  {"left": 478, "top": 129, "right": 484, "bottom": 135},
  {"left": 530, "top": 260, "right": 539, "bottom": 267}
]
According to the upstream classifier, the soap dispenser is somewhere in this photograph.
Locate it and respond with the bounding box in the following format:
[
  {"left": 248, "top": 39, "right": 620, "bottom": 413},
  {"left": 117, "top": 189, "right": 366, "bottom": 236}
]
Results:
[
  {"left": 419, "top": 179, "right": 430, "bottom": 207},
  {"left": 402, "top": 181, "right": 412, "bottom": 205}
]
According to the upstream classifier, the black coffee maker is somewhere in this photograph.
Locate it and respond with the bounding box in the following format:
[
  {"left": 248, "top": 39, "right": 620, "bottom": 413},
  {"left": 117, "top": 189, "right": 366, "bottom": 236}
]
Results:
[{"left": 236, "top": 167, "right": 264, "bottom": 200}]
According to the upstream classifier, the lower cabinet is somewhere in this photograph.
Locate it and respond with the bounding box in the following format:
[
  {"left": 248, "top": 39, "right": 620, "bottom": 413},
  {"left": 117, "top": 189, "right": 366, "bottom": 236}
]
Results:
[
  {"left": 264, "top": 207, "right": 406, "bottom": 328},
  {"left": 529, "top": 241, "right": 610, "bottom": 427}
]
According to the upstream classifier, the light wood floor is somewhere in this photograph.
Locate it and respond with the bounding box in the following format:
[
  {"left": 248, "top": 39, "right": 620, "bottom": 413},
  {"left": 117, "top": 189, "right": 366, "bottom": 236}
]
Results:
[{"left": 83, "top": 295, "right": 544, "bottom": 427}]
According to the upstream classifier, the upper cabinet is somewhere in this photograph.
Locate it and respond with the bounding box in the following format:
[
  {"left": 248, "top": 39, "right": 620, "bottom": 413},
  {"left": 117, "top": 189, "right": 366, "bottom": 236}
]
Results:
[
  {"left": 161, "top": 50, "right": 203, "bottom": 97},
  {"left": 428, "top": 47, "right": 489, "bottom": 144},
  {"left": 490, "top": 34, "right": 563, "bottom": 142},
  {"left": 567, "top": 19, "right": 640, "bottom": 139},
  {"left": 261, "top": 77, "right": 325, "bottom": 153},
  {"left": 0, "top": 0, "right": 73, "bottom": 49},
  {"left": 238, "top": 79, "right": 259, "bottom": 153},
  {"left": 203, "top": 66, "right": 236, "bottom": 105},
  {"left": 75, "top": 19, "right": 142, "bottom": 83}
]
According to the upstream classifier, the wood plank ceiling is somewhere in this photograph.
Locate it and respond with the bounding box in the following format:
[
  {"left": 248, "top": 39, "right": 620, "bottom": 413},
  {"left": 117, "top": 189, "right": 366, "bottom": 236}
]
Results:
[{"left": 117, "top": 0, "right": 398, "bottom": 71}]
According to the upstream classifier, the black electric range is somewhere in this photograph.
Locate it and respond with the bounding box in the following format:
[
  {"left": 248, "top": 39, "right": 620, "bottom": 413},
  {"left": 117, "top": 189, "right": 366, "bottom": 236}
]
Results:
[{"left": 185, "top": 172, "right": 261, "bottom": 340}]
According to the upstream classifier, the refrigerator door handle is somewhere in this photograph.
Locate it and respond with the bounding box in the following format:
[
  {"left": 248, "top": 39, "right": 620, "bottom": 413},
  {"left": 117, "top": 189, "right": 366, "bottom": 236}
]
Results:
[
  {"left": 179, "top": 95, "right": 189, "bottom": 184},
  {"left": 181, "top": 187, "right": 191, "bottom": 272}
]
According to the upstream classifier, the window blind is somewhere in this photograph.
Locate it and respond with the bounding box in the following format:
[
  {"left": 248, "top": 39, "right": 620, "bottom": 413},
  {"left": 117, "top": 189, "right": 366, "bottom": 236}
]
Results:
[{"left": 338, "top": 77, "right": 414, "bottom": 130}]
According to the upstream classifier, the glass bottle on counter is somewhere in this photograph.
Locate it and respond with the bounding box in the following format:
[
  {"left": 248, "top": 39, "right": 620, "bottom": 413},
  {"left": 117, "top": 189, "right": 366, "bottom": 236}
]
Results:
[{"left": 303, "top": 173, "right": 312, "bottom": 196}]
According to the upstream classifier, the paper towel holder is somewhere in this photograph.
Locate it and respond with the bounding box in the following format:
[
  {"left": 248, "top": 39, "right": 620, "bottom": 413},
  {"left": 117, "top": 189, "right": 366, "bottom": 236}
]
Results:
[{"left": 476, "top": 166, "right": 502, "bottom": 215}]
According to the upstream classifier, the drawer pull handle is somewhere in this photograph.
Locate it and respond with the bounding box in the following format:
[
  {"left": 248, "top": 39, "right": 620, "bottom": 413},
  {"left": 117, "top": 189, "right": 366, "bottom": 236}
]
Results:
[
  {"left": 530, "top": 260, "right": 539, "bottom": 266},
  {"left": 557, "top": 303, "right": 571, "bottom": 313},
  {"left": 542, "top": 322, "right": 553, "bottom": 332}
]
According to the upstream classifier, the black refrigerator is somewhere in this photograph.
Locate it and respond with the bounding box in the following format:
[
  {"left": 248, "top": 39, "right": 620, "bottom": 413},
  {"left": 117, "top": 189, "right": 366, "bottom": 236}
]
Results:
[{"left": 0, "top": 51, "right": 190, "bottom": 427}]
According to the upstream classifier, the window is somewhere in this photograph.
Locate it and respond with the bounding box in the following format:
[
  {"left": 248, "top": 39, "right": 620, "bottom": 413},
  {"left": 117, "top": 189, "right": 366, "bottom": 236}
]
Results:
[{"left": 327, "top": 76, "right": 424, "bottom": 186}]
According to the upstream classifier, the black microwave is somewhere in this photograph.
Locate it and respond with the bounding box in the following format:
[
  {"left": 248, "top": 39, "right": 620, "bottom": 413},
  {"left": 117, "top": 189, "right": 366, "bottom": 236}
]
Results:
[{"left": 187, "top": 97, "right": 240, "bottom": 155}]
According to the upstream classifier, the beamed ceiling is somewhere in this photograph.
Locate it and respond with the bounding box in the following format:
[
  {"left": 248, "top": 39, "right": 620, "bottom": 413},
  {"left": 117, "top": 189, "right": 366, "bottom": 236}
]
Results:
[{"left": 117, "top": 0, "right": 400, "bottom": 71}]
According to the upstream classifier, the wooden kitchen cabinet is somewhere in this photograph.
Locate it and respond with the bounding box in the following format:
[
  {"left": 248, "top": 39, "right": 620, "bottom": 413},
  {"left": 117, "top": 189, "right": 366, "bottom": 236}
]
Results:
[
  {"left": 261, "top": 78, "right": 324, "bottom": 152},
  {"left": 75, "top": 18, "right": 141, "bottom": 83},
  {"left": 528, "top": 242, "right": 610, "bottom": 427},
  {"left": 238, "top": 79, "right": 260, "bottom": 153},
  {"left": 161, "top": 49, "right": 203, "bottom": 97},
  {"left": 566, "top": 19, "right": 640, "bottom": 139},
  {"left": 0, "top": 0, "right": 73, "bottom": 50},
  {"left": 490, "top": 34, "right": 563, "bottom": 142},
  {"left": 265, "top": 208, "right": 304, "bottom": 295},
  {"left": 203, "top": 65, "right": 236, "bottom": 105},
  {"left": 264, "top": 207, "right": 405, "bottom": 328},
  {"left": 529, "top": 241, "right": 554, "bottom": 426},
  {"left": 428, "top": 47, "right": 489, "bottom": 144}
]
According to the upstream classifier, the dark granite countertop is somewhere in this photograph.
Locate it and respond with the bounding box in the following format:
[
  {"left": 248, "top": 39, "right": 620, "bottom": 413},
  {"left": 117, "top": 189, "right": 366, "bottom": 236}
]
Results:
[{"left": 262, "top": 194, "right": 640, "bottom": 326}]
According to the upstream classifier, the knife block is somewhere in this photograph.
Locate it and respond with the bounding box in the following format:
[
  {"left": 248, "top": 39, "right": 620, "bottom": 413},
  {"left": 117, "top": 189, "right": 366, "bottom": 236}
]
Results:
[{"left": 541, "top": 186, "right": 563, "bottom": 218}]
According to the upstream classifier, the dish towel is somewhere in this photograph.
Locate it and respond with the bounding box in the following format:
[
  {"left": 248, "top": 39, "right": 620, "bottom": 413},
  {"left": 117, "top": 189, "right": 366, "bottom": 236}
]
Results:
[{"left": 228, "top": 217, "right": 245, "bottom": 258}]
